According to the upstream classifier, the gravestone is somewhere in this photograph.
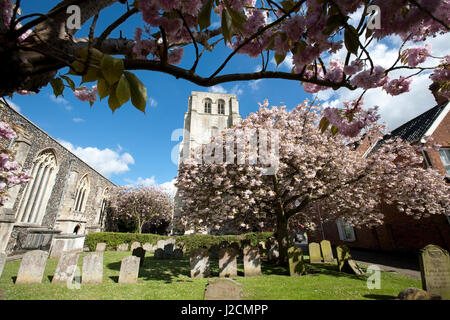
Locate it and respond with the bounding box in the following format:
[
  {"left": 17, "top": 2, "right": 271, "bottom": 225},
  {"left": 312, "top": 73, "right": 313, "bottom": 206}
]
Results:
[
  {"left": 50, "top": 240, "right": 66, "bottom": 258},
  {"left": 173, "top": 248, "right": 184, "bottom": 259},
  {"left": 154, "top": 248, "right": 164, "bottom": 259},
  {"left": 130, "top": 242, "right": 141, "bottom": 251},
  {"left": 219, "top": 246, "right": 238, "bottom": 278},
  {"left": 143, "top": 243, "right": 154, "bottom": 252},
  {"left": 266, "top": 238, "right": 279, "bottom": 262},
  {"left": 243, "top": 246, "right": 262, "bottom": 277},
  {"left": 52, "top": 252, "right": 79, "bottom": 284},
  {"left": 16, "top": 250, "right": 48, "bottom": 284},
  {"left": 82, "top": 252, "right": 103, "bottom": 284},
  {"left": 117, "top": 243, "right": 129, "bottom": 252},
  {"left": 288, "top": 247, "right": 306, "bottom": 276},
  {"left": 204, "top": 278, "right": 243, "bottom": 300},
  {"left": 336, "top": 245, "right": 364, "bottom": 275},
  {"left": 132, "top": 247, "right": 146, "bottom": 267},
  {"left": 119, "top": 256, "right": 140, "bottom": 284},
  {"left": 320, "top": 240, "right": 334, "bottom": 263},
  {"left": 190, "top": 248, "right": 210, "bottom": 278},
  {"left": 0, "top": 253, "right": 6, "bottom": 279},
  {"left": 308, "top": 242, "right": 322, "bottom": 264},
  {"left": 419, "top": 244, "right": 450, "bottom": 299},
  {"left": 96, "top": 243, "right": 107, "bottom": 252},
  {"left": 156, "top": 240, "right": 166, "bottom": 250},
  {"left": 164, "top": 240, "right": 175, "bottom": 256}
]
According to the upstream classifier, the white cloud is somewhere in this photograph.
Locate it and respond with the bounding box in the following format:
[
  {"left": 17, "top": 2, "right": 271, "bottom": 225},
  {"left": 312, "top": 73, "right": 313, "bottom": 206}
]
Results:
[
  {"left": 125, "top": 176, "right": 177, "bottom": 197},
  {"left": 49, "top": 94, "right": 72, "bottom": 111},
  {"left": 149, "top": 97, "right": 158, "bottom": 107},
  {"left": 209, "top": 85, "right": 227, "bottom": 94},
  {"left": 5, "top": 99, "right": 20, "bottom": 112},
  {"left": 230, "top": 84, "right": 243, "bottom": 96},
  {"left": 72, "top": 118, "right": 84, "bottom": 123},
  {"left": 208, "top": 84, "right": 244, "bottom": 96},
  {"left": 58, "top": 140, "right": 135, "bottom": 177}
]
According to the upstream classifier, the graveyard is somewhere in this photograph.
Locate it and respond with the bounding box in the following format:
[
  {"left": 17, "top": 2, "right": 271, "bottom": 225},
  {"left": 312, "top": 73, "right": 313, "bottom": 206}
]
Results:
[{"left": 0, "top": 238, "right": 427, "bottom": 300}]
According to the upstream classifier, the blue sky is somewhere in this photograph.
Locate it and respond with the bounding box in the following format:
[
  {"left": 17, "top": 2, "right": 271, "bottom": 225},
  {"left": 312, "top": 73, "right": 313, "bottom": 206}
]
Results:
[{"left": 7, "top": 1, "right": 448, "bottom": 193}]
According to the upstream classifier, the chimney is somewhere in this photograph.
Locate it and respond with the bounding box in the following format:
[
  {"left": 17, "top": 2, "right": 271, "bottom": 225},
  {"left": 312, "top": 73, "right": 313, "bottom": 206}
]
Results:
[{"left": 429, "top": 82, "right": 448, "bottom": 105}]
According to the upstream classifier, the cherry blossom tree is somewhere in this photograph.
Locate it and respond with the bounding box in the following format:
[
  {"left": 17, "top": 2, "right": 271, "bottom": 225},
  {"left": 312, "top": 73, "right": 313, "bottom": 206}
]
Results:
[
  {"left": 108, "top": 185, "right": 174, "bottom": 233},
  {"left": 175, "top": 100, "right": 450, "bottom": 263},
  {"left": 0, "top": 114, "right": 31, "bottom": 206},
  {"left": 0, "top": 0, "right": 449, "bottom": 136}
]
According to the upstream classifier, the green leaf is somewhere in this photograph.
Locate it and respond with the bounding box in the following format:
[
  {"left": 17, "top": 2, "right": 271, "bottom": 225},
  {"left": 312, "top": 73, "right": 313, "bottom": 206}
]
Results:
[
  {"left": 280, "top": 0, "right": 300, "bottom": 13},
  {"left": 319, "top": 117, "right": 330, "bottom": 133},
  {"left": 223, "top": 0, "right": 247, "bottom": 30},
  {"left": 331, "top": 125, "right": 339, "bottom": 136},
  {"left": 108, "top": 86, "right": 121, "bottom": 113},
  {"left": 78, "top": 47, "right": 104, "bottom": 65},
  {"left": 124, "top": 71, "right": 147, "bottom": 113},
  {"left": 344, "top": 25, "right": 359, "bottom": 55},
  {"left": 198, "top": 0, "right": 214, "bottom": 30},
  {"left": 275, "top": 52, "right": 286, "bottom": 66},
  {"left": 97, "top": 78, "right": 110, "bottom": 100},
  {"left": 81, "top": 67, "right": 101, "bottom": 83},
  {"left": 68, "top": 60, "right": 85, "bottom": 75},
  {"left": 60, "top": 75, "right": 76, "bottom": 91},
  {"left": 101, "top": 55, "right": 124, "bottom": 85},
  {"left": 116, "top": 77, "right": 131, "bottom": 106},
  {"left": 323, "top": 15, "right": 347, "bottom": 35},
  {"left": 221, "top": 9, "right": 233, "bottom": 44},
  {"left": 50, "top": 78, "right": 64, "bottom": 97}
]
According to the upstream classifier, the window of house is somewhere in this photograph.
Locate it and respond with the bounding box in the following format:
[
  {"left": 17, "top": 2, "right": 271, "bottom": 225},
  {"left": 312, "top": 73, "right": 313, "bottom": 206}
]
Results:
[
  {"left": 218, "top": 100, "right": 225, "bottom": 114},
  {"left": 17, "top": 150, "right": 57, "bottom": 225},
  {"left": 438, "top": 148, "right": 450, "bottom": 175},
  {"left": 336, "top": 218, "right": 356, "bottom": 242},
  {"left": 204, "top": 99, "right": 212, "bottom": 113},
  {"left": 74, "top": 175, "right": 89, "bottom": 212}
]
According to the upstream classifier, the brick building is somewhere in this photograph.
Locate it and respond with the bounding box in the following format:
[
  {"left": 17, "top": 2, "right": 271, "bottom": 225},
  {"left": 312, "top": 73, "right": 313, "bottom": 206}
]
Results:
[
  {"left": 309, "top": 99, "right": 450, "bottom": 253},
  {"left": 0, "top": 100, "right": 115, "bottom": 256}
]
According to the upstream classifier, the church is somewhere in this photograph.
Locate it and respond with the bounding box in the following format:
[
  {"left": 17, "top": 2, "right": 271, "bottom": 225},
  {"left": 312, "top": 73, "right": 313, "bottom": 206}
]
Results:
[{"left": 0, "top": 100, "right": 114, "bottom": 256}]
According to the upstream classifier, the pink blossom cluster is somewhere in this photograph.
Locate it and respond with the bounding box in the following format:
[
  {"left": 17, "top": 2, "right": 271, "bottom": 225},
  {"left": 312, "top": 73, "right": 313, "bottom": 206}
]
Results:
[
  {"left": 429, "top": 55, "right": 450, "bottom": 99},
  {"left": 74, "top": 86, "right": 98, "bottom": 104},
  {"left": 176, "top": 100, "right": 449, "bottom": 254},
  {"left": 403, "top": 45, "right": 431, "bottom": 67},
  {"left": 383, "top": 77, "right": 412, "bottom": 96},
  {"left": 0, "top": 0, "right": 31, "bottom": 42},
  {"left": 0, "top": 121, "right": 30, "bottom": 206},
  {"left": 350, "top": 66, "right": 388, "bottom": 90}
]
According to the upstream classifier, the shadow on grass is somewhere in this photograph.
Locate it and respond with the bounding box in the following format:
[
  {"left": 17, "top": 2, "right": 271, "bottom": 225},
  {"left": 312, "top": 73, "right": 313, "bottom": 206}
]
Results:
[
  {"left": 363, "top": 294, "right": 397, "bottom": 300},
  {"left": 11, "top": 276, "right": 16, "bottom": 284},
  {"left": 47, "top": 275, "right": 53, "bottom": 282},
  {"left": 109, "top": 276, "right": 119, "bottom": 283}
]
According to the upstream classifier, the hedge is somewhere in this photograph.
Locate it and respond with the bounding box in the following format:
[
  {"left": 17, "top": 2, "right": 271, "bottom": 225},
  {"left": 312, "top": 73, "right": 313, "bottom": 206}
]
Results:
[{"left": 85, "top": 232, "right": 274, "bottom": 253}]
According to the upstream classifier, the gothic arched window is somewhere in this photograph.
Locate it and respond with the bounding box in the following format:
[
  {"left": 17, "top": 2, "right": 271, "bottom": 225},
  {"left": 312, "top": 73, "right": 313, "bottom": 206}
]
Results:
[
  {"left": 74, "top": 175, "right": 89, "bottom": 212},
  {"left": 218, "top": 100, "right": 225, "bottom": 114},
  {"left": 98, "top": 188, "right": 109, "bottom": 225},
  {"left": 204, "top": 98, "right": 212, "bottom": 113},
  {"left": 17, "top": 150, "right": 58, "bottom": 224}
]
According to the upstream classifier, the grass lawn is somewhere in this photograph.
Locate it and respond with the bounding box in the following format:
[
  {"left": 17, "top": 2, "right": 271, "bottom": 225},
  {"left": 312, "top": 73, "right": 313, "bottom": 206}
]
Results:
[{"left": 0, "top": 251, "right": 420, "bottom": 300}]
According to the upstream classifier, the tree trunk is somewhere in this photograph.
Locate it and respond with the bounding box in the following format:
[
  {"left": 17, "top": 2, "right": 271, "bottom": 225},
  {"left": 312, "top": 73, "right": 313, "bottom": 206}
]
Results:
[{"left": 276, "top": 207, "right": 290, "bottom": 267}]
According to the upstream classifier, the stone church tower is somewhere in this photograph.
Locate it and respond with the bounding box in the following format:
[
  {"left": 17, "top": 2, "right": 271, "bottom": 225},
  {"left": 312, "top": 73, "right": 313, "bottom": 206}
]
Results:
[{"left": 174, "top": 91, "right": 242, "bottom": 234}]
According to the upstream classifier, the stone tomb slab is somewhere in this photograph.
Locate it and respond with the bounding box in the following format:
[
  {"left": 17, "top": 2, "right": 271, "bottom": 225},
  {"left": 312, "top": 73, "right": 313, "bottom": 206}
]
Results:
[
  {"left": 336, "top": 245, "right": 351, "bottom": 272},
  {"left": 288, "top": 247, "right": 306, "bottom": 276},
  {"left": 132, "top": 247, "right": 146, "bottom": 266},
  {"left": 119, "top": 256, "right": 140, "bottom": 284},
  {"left": 419, "top": 244, "right": 450, "bottom": 300},
  {"left": 243, "top": 246, "right": 262, "bottom": 277},
  {"left": 204, "top": 278, "right": 243, "bottom": 300},
  {"left": 82, "top": 252, "right": 103, "bottom": 284},
  {"left": 219, "top": 246, "right": 238, "bottom": 278},
  {"left": 96, "top": 243, "right": 107, "bottom": 252},
  {"left": 143, "top": 243, "right": 154, "bottom": 252},
  {"left": 0, "top": 253, "right": 6, "bottom": 279},
  {"left": 117, "top": 243, "right": 129, "bottom": 252},
  {"left": 308, "top": 242, "right": 322, "bottom": 264},
  {"left": 16, "top": 250, "right": 48, "bottom": 284},
  {"left": 52, "top": 252, "right": 79, "bottom": 284},
  {"left": 320, "top": 240, "right": 334, "bottom": 263},
  {"left": 130, "top": 242, "right": 141, "bottom": 251},
  {"left": 190, "top": 248, "right": 210, "bottom": 278}
]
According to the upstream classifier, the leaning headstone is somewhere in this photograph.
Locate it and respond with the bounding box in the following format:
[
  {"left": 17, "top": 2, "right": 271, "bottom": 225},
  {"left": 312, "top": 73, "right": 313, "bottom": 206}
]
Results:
[
  {"left": 50, "top": 240, "right": 66, "bottom": 258},
  {"left": 130, "top": 242, "right": 141, "bottom": 251},
  {"left": 96, "top": 243, "right": 107, "bottom": 252},
  {"left": 419, "top": 244, "right": 450, "bottom": 300},
  {"left": 190, "top": 248, "right": 210, "bottom": 278},
  {"left": 117, "top": 243, "right": 129, "bottom": 252},
  {"left": 16, "top": 250, "right": 48, "bottom": 284},
  {"left": 154, "top": 248, "right": 164, "bottom": 259},
  {"left": 0, "top": 253, "right": 6, "bottom": 279},
  {"left": 156, "top": 240, "right": 166, "bottom": 250},
  {"left": 219, "top": 246, "right": 238, "bottom": 278},
  {"left": 320, "top": 240, "right": 334, "bottom": 263},
  {"left": 336, "top": 245, "right": 364, "bottom": 275},
  {"left": 204, "top": 278, "right": 243, "bottom": 300},
  {"left": 308, "top": 242, "right": 322, "bottom": 264},
  {"left": 82, "top": 252, "right": 103, "bottom": 284},
  {"left": 397, "top": 287, "right": 432, "bottom": 300},
  {"left": 243, "top": 246, "right": 262, "bottom": 277},
  {"left": 132, "top": 247, "right": 146, "bottom": 267},
  {"left": 52, "top": 252, "right": 79, "bottom": 284},
  {"left": 288, "top": 247, "right": 306, "bottom": 276},
  {"left": 164, "top": 241, "right": 175, "bottom": 257},
  {"left": 143, "top": 243, "right": 154, "bottom": 252},
  {"left": 266, "top": 238, "right": 279, "bottom": 262},
  {"left": 119, "top": 256, "right": 140, "bottom": 284}
]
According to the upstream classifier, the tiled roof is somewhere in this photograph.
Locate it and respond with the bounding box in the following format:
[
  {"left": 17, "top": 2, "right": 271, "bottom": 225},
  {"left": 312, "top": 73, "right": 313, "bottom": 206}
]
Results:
[{"left": 370, "top": 101, "right": 449, "bottom": 153}]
